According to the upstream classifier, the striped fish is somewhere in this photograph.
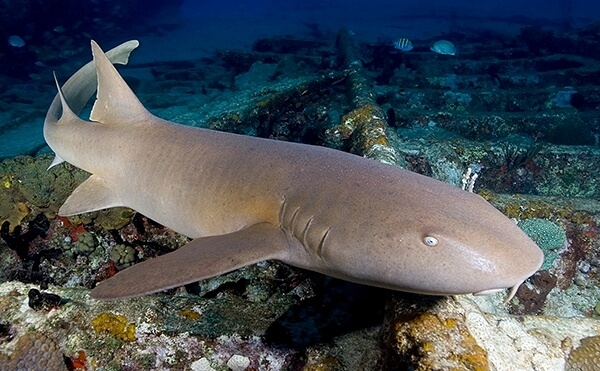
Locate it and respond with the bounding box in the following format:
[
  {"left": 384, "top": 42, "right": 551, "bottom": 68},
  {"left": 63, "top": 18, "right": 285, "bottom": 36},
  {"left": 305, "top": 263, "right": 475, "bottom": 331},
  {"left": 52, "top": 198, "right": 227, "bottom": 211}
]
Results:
[{"left": 392, "top": 38, "right": 413, "bottom": 51}]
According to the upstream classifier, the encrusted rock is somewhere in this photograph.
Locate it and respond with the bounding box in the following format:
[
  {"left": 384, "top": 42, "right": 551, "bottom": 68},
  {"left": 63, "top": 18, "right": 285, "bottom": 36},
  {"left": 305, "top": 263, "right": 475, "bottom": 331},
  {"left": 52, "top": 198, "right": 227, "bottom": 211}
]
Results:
[
  {"left": 382, "top": 294, "right": 600, "bottom": 370},
  {"left": 383, "top": 295, "right": 488, "bottom": 371},
  {"left": 567, "top": 335, "right": 600, "bottom": 371}
]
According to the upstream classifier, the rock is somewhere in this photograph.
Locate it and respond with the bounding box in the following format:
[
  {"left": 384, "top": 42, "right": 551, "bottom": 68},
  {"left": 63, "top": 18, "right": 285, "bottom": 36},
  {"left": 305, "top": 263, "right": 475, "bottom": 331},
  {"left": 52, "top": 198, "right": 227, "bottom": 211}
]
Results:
[
  {"left": 227, "top": 354, "right": 250, "bottom": 371},
  {"left": 191, "top": 357, "right": 216, "bottom": 371}
]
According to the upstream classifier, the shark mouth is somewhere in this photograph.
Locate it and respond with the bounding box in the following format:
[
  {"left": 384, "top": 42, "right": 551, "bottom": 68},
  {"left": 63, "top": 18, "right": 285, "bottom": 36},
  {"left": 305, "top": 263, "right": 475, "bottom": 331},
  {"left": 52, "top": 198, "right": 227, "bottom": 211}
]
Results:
[{"left": 472, "top": 280, "right": 524, "bottom": 304}]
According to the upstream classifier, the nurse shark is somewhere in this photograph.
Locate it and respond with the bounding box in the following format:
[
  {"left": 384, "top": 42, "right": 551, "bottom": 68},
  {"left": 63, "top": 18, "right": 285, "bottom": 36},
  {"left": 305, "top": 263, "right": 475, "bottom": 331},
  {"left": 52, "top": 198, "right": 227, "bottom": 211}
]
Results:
[{"left": 43, "top": 40, "right": 543, "bottom": 301}]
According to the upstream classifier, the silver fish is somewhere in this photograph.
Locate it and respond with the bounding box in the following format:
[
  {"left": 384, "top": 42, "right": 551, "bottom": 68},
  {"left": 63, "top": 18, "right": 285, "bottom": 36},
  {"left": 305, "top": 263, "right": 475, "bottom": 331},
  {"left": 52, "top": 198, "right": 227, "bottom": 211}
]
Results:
[
  {"left": 8, "top": 35, "right": 25, "bottom": 48},
  {"left": 431, "top": 40, "right": 457, "bottom": 56}
]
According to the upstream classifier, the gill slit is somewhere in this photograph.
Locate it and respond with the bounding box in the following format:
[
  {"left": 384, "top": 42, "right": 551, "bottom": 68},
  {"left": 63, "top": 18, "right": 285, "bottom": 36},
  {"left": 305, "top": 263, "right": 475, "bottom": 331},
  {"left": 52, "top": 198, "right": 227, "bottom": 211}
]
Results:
[
  {"left": 316, "top": 227, "right": 331, "bottom": 260},
  {"left": 290, "top": 207, "right": 301, "bottom": 238},
  {"left": 278, "top": 196, "right": 287, "bottom": 227},
  {"left": 301, "top": 216, "right": 315, "bottom": 246}
]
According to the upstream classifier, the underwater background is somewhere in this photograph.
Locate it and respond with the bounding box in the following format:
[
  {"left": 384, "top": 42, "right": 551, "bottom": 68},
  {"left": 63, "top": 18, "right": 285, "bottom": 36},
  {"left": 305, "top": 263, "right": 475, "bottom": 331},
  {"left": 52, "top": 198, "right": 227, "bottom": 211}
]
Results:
[{"left": 1, "top": 0, "right": 600, "bottom": 370}]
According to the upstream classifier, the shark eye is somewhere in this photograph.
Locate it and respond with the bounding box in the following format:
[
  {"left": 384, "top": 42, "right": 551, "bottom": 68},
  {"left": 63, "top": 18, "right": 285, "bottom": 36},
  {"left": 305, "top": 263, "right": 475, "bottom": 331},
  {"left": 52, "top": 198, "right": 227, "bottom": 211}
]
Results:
[{"left": 423, "top": 236, "right": 439, "bottom": 246}]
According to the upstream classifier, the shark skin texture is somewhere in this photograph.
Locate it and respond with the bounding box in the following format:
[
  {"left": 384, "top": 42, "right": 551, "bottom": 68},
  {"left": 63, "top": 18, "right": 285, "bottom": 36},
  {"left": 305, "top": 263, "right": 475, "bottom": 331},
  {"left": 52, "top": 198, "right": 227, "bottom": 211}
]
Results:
[{"left": 43, "top": 40, "right": 544, "bottom": 301}]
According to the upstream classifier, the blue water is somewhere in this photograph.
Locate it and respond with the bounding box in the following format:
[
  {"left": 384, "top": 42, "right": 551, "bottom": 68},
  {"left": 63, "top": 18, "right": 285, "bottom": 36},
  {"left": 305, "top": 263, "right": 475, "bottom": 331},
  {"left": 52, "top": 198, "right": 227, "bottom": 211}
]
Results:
[{"left": 0, "top": 0, "right": 597, "bottom": 159}]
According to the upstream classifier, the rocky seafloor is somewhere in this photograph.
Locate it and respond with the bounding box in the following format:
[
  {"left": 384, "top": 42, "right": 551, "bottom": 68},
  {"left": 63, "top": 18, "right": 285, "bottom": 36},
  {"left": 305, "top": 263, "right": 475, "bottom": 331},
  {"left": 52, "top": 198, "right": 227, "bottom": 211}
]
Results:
[{"left": 1, "top": 23, "right": 600, "bottom": 370}]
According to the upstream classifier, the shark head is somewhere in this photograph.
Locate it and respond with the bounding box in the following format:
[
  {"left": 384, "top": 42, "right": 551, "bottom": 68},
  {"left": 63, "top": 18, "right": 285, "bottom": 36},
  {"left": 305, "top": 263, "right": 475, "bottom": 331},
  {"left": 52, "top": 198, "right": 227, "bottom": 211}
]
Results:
[{"left": 308, "top": 170, "right": 544, "bottom": 302}]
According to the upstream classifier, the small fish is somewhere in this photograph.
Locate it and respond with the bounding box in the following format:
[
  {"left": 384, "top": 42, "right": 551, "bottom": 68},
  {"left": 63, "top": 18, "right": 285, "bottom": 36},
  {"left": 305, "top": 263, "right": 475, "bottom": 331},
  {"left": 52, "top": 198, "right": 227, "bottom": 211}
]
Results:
[
  {"left": 8, "top": 35, "right": 25, "bottom": 48},
  {"left": 431, "top": 40, "right": 456, "bottom": 56},
  {"left": 392, "top": 38, "right": 413, "bottom": 51}
]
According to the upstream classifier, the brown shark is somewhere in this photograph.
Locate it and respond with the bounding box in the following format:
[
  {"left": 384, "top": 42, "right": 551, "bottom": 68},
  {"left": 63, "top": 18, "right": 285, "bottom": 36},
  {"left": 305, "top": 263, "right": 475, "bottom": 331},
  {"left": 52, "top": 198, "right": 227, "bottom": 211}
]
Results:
[{"left": 44, "top": 40, "right": 543, "bottom": 301}]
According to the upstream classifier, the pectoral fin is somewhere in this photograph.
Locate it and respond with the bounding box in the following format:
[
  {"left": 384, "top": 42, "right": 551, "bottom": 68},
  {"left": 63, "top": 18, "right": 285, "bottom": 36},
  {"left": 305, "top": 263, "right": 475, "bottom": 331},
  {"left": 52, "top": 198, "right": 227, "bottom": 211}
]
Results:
[{"left": 90, "top": 223, "right": 289, "bottom": 300}]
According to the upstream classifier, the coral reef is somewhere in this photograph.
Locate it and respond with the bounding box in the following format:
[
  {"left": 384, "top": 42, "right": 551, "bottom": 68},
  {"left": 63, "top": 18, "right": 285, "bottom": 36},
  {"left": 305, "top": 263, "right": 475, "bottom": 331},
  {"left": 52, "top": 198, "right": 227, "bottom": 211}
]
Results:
[
  {"left": 510, "top": 270, "right": 557, "bottom": 315},
  {"left": 64, "top": 231, "right": 95, "bottom": 258}
]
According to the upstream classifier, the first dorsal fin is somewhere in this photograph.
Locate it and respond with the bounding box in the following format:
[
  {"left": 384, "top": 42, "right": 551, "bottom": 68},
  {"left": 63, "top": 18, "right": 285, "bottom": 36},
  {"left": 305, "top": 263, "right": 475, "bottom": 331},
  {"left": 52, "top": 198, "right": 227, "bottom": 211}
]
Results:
[{"left": 89, "top": 40, "right": 150, "bottom": 125}]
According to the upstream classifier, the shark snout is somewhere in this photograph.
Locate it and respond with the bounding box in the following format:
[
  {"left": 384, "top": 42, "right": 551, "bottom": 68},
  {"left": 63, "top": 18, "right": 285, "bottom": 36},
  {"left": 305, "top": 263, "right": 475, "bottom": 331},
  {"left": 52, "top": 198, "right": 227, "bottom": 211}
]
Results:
[
  {"left": 473, "top": 288, "right": 505, "bottom": 296},
  {"left": 471, "top": 247, "right": 542, "bottom": 303},
  {"left": 472, "top": 280, "right": 523, "bottom": 304}
]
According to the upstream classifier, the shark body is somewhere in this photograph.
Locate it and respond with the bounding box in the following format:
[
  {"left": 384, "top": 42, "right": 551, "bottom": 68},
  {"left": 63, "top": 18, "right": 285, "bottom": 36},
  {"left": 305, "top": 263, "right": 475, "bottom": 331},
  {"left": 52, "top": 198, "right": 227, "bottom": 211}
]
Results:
[{"left": 44, "top": 41, "right": 543, "bottom": 300}]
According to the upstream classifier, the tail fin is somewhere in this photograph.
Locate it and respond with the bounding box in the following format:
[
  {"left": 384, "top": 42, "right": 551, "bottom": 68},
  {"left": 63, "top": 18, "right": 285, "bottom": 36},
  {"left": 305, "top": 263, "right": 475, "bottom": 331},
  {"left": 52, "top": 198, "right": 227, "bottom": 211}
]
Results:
[{"left": 44, "top": 40, "right": 140, "bottom": 168}]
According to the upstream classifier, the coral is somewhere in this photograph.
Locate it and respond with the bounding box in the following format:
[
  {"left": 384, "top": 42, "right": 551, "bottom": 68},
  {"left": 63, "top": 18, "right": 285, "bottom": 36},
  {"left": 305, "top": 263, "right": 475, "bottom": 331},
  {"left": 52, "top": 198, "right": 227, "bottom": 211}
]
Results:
[
  {"left": 0, "top": 332, "right": 65, "bottom": 370},
  {"left": 63, "top": 230, "right": 96, "bottom": 258},
  {"left": 518, "top": 218, "right": 567, "bottom": 270},
  {"left": 554, "top": 224, "right": 598, "bottom": 290},
  {"left": 110, "top": 244, "right": 137, "bottom": 268},
  {"left": 1, "top": 214, "right": 50, "bottom": 259},
  {"left": 91, "top": 313, "right": 136, "bottom": 342},
  {"left": 28, "top": 288, "right": 63, "bottom": 311},
  {"left": 325, "top": 104, "right": 396, "bottom": 163},
  {"left": 546, "top": 119, "right": 595, "bottom": 146},
  {"left": 567, "top": 335, "right": 600, "bottom": 371},
  {"left": 443, "top": 91, "right": 472, "bottom": 110},
  {"left": 499, "top": 197, "right": 588, "bottom": 224},
  {"left": 73, "top": 231, "right": 95, "bottom": 255},
  {"left": 302, "top": 347, "right": 342, "bottom": 371},
  {"left": 8, "top": 156, "right": 83, "bottom": 210},
  {"left": 74, "top": 231, "right": 95, "bottom": 252},
  {"left": 551, "top": 88, "right": 577, "bottom": 108},
  {"left": 66, "top": 350, "right": 87, "bottom": 370},
  {"left": 0, "top": 196, "right": 29, "bottom": 233}
]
